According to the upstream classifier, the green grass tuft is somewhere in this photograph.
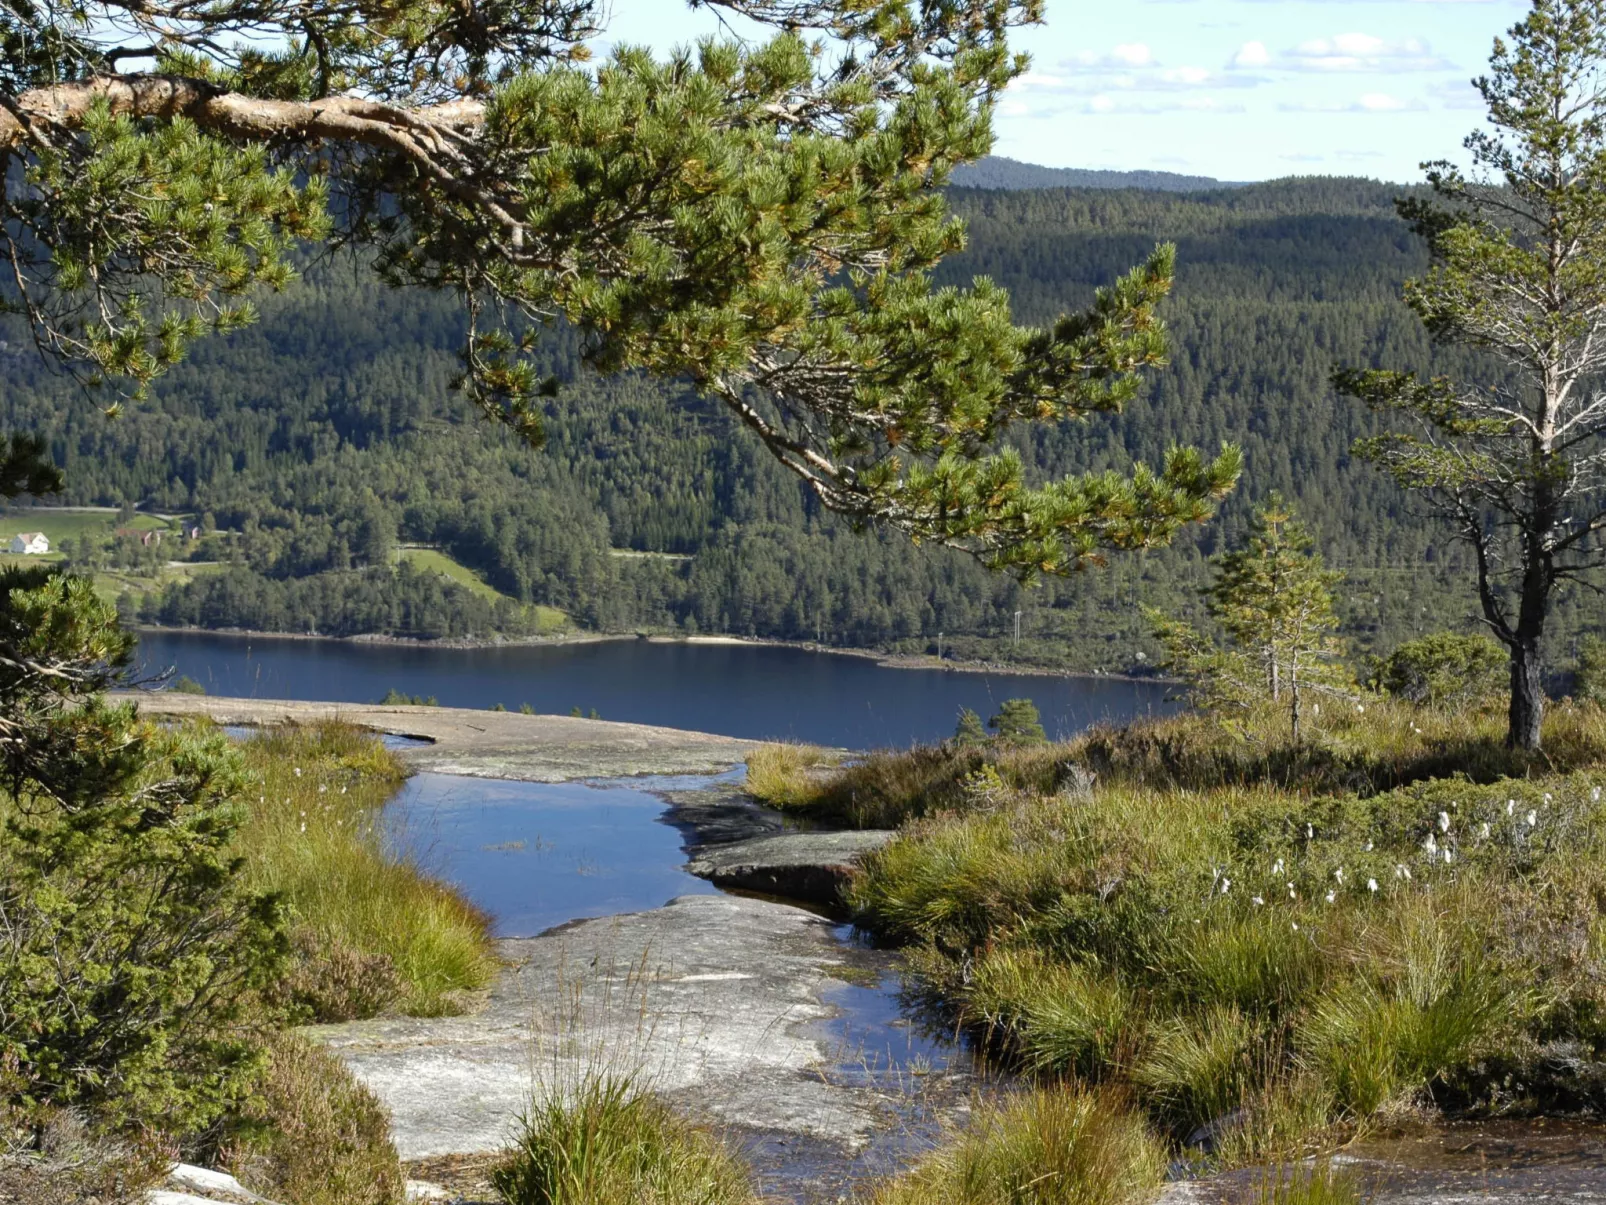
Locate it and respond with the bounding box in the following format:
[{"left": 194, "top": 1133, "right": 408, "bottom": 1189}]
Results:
[
  {"left": 866, "top": 1086, "right": 1166, "bottom": 1205},
  {"left": 492, "top": 1072, "right": 755, "bottom": 1205},
  {"left": 742, "top": 743, "right": 837, "bottom": 809}
]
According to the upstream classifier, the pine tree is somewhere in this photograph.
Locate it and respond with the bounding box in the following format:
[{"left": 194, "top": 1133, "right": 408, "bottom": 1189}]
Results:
[
  {"left": 988, "top": 698, "right": 1047, "bottom": 746},
  {"left": 953, "top": 707, "right": 990, "bottom": 746},
  {"left": 1152, "top": 494, "right": 1347, "bottom": 742},
  {"left": 0, "top": 2, "right": 1239, "bottom": 580},
  {"left": 1335, "top": 0, "right": 1606, "bottom": 750}
]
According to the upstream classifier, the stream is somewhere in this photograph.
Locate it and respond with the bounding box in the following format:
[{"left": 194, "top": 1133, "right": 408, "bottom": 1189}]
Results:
[{"left": 381, "top": 766, "right": 990, "bottom": 1200}]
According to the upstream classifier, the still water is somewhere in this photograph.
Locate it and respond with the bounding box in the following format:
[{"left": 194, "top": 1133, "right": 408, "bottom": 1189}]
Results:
[
  {"left": 387, "top": 771, "right": 723, "bottom": 938},
  {"left": 136, "top": 630, "right": 1174, "bottom": 748}
]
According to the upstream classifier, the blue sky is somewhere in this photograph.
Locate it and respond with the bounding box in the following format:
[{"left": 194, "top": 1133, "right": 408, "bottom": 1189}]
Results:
[{"left": 604, "top": 0, "right": 1531, "bottom": 182}]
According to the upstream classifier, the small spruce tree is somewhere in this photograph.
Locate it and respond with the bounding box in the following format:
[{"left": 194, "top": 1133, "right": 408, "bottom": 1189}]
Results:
[
  {"left": 1152, "top": 494, "right": 1348, "bottom": 742},
  {"left": 953, "top": 707, "right": 990, "bottom": 747},
  {"left": 988, "top": 699, "right": 1047, "bottom": 746}
]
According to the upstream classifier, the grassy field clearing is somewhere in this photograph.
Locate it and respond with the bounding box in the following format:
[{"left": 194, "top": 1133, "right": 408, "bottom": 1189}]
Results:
[
  {"left": 0, "top": 507, "right": 171, "bottom": 543},
  {"left": 394, "top": 546, "right": 567, "bottom": 631}
]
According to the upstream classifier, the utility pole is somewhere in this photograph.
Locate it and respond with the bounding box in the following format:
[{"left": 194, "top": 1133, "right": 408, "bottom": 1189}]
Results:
[
  {"left": 937, "top": 631, "right": 943, "bottom": 661},
  {"left": 1014, "top": 610, "right": 1021, "bottom": 647}
]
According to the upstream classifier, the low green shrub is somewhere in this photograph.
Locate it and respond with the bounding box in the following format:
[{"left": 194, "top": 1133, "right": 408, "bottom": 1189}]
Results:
[
  {"left": 228, "top": 1032, "right": 404, "bottom": 1205},
  {"left": 1367, "top": 632, "right": 1505, "bottom": 709},
  {"left": 966, "top": 949, "right": 1137, "bottom": 1078},
  {"left": 866, "top": 1086, "right": 1166, "bottom": 1205},
  {"left": 492, "top": 1073, "right": 754, "bottom": 1205}
]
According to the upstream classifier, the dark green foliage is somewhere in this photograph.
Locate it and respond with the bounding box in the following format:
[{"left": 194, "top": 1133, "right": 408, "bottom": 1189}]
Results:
[
  {"left": 4, "top": 2, "right": 1239, "bottom": 581},
  {"left": 170, "top": 674, "right": 207, "bottom": 695},
  {"left": 953, "top": 707, "right": 989, "bottom": 746},
  {"left": 8, "top": 174, "right": 1600, "bottom": 666},
  {"left": 0, "top": 575, "right": 286, "bottom": 1133},
  {"left": 1369, "top": 633, "right": 1506, "bottom": 708},
  {"left": 228, "top": 1033, "right": 403, "bottom": 1205},
  {"left": 950, "top": 155, "right": 1235, "bottom": 192},
  {"left": 1579, "top": 637, "right": 1606, "bottom": 706},
  {"left": 378, "top": 689, "right": 439, "bottom": 706},
  {"left": 988, "top": 698, "right": 1046, "bottom": 746}
]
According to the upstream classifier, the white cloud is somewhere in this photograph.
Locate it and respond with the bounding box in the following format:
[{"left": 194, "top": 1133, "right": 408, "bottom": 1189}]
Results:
[
  {"left": 1049, "top": 46, "right": 1260, "bottom": 95},
  {"left": 1232, "top": 41, "right": 1272, "bottom": 69},
  {"left": 1232, "top": 32, "right": 1451, "bottom": 74},
  {"left": 1280, "top": 91, "right": 1428, "bottom": 112},
  {"left": 1084, "top": 95, "right": 1247, "bottom": 115}
]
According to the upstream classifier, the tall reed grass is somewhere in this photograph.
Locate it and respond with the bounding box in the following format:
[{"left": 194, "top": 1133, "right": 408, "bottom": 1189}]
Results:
[{"left": 234, "top": 722, "right": 496, "bottom": 1018}]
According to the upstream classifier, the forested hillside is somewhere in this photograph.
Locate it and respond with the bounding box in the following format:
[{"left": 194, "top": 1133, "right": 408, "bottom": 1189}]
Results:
[{"left": 1, "top": 176, "right": 1592, "bottom": 670}]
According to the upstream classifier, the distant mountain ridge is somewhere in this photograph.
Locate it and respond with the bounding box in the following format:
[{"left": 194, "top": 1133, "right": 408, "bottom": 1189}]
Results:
[{"left": 950, "top": 155, "right": 1242, "bottom": 192}]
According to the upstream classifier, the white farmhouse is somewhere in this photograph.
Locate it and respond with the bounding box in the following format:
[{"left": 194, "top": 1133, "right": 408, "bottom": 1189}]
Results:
[{"left": 9, "top": 532, "right": 48, "bottom": 555}]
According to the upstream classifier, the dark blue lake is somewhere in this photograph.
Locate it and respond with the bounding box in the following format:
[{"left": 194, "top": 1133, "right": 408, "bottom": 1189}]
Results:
[{"left": 136, "top": 630, "right": 1174, "bottom": 749}]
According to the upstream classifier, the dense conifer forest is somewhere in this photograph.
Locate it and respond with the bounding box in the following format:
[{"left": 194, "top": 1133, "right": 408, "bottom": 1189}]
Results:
[{"left": 1, "top": 176, "right": 1591, "bottom": 670}]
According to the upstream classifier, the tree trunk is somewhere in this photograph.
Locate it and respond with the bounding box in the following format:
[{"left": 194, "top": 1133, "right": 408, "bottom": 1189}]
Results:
[{"left": 1508, "top": 639, "right": 1544, "bottom": 752}]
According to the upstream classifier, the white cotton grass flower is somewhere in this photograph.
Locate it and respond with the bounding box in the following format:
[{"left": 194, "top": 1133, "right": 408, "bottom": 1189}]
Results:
[
  {"left": 1355, "top": 704, "right": 1365, "bottom": 714},
  {"left": 1220, "top": 878, "right": 1232, "bottom": 894},
  {"left": 1443, "top": 849, "right": 1453, "bottom": 864},
  {"left": 1368, "top": 878, "right": 1379, "bottom": 892},
  {"left": 1423, "top": 833, "right": 1438, "bottom": 855},
  {"left": 1306, "top": 824, "right": 1315, "bottom": 840},
  {"left": 1593, "top": 786, "right": 1601, "bottom": 802},
  {"left": 1480, "top": 822, "right": 1491, "bottom": 840},
  {"left": 294, "top": 767, "right": 302, "bottom": 777},
  {"left": 1252, "top": 896, "right": 1265, "bottom": 906},
  {"left": 1325, "top": 891, "right": 1337, "bottom": 904},
  {"left": 1334, "top": 867, "right": 1345, "bottom": 885},
  {"left": 1273, "top": 858, "right": 1285, "bottom": 875},
  {"left": 1528, "top": 810, "right": 1538, "bottom": 827},
  {"left": 1439, "top": 811, "right": 1451, "bottom": 833},
  {"left": 1508, "top": 799, "right": 1517, "bottom": 816},
  {"left": 1292, "top": 922, "right": 1301, "bottom": 931},
  {"left": 1288, "top": 885, "right": 1298, "bottom": 899},
  {"left": 1365, "top": 840, "right": 1374, "bottom": 852}
]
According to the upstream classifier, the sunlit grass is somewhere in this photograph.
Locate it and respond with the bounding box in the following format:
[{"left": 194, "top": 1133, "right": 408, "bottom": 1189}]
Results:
[
  {"left": 492, "top": 1072, "right": 755, "bottom": 1205},
  {"left": 743, "top": 742, "right": 837, "bottom": 809},
  {"left": 845, "top": 705, "right": 1606, "bottom": 1162},
  {"left": 864, "top": 1086, "right": 1166, "bottom": 1205},
  {"left": 235, "top": 722, "right": 497, "bottom": 1018}
]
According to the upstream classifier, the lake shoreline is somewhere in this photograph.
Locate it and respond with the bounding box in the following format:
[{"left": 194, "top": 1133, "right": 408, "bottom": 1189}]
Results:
[{"left": 132, "top": 623, "right": 1170, "bottom": 684}]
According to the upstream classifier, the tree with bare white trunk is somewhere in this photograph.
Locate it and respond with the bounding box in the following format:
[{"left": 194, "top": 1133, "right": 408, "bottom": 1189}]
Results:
[{"left": 1337, "top": 0, "right": 1606, "bottom": 751}]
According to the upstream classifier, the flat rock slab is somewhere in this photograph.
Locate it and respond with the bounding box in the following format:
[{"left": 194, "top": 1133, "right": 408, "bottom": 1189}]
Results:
[
  {"left": 306, "top": 894, "right": 900, "bottom": 1161},
  {"left": 1161, "top": 1120, "right": 1606, "bottom": 1204},
  {"left": 686, "top": 830, "right": 896, "bottom": 907},
  {"left": 131, "top": 695, "right": 757, "bottom": 781}
]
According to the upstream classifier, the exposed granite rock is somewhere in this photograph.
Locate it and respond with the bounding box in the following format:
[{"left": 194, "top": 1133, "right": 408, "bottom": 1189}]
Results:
[
  {"left": 129, "top": 695, "right": 758, "bottom": 782},
  {"left": 147, "top": 1164, "right": 277, "bottom": 1205},
  {"left": 685, "top": 830, "right": 896, "bottom": 907},
  {"left": 306, "top": 894, "right": 944, "bottom": 1162},
  {"left": 1158, "top": 1120, "right": 1606, "bottom": 1203}
]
